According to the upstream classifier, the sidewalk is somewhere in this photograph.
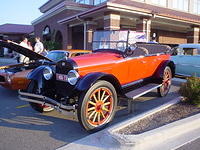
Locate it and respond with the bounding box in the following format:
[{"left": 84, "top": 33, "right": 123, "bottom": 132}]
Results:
[{"left": 57, "top": 97, "right": 200, "bottom": 150}]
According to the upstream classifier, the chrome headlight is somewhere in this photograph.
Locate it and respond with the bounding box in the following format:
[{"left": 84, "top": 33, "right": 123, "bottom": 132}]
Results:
[
  {"left": 67, "top": 70, "right": 79, "bottom": 85},
  {"left": 43, "top": 66, "right": 53, "bottom": 80}
]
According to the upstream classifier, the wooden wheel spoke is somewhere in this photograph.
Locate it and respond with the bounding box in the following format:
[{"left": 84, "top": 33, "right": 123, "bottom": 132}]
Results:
[
  {"left": 100, "top": 111, "right": 106, "bottom": 119},
  {"left": 102, "top": 106, "right": 109, "bottom": 112},
  {"left": 88, "top": 107, "right": 95, "bottom": 112},
  {"left": 92, "top": 112, "right": 98, "bottom": 122},
  {"left": 97, "top": 112, "right": 101, "bottom": 123},
  {"left": 102, "top": 95, "right": 110, "bottom": 102},
  {"left": 93, "top": 94, "right": 98, "bottom": 103},
  {"left": 89, "top": 101, "right": 96, "bottom": 106},
  {"left": 100, "top": 91, "right": 106, "bottom": 101},
  {"left": 88, "top": 111, "right": 96, "bottom": 119},
  {"left": 98, "top": 89, "right": 101, "bottom": 101},
  {"left": 103, "top": 102, "right": 111, "bottom": 106}
]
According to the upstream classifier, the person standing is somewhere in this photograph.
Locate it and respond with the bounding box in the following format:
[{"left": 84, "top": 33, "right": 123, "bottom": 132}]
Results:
[
  {"left": 19, "top": 37, "right": 30, "bottom": 63},
  {"left": 28, "top": 41, "right": 33, "bottom": 50},
  {"left": 34, "top": 37, "right": 44, "bottom": 54}
]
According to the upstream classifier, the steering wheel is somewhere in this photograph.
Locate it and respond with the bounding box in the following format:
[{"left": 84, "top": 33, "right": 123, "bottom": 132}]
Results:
[
  {"left": 116, "top": 41, "right": 127, "bottom": 52},
  {"left": 123, "top": 43, "right": 137, "bottom": 57}
]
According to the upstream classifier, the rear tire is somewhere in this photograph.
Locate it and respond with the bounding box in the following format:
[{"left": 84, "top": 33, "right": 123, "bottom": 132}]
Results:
[
  {"left": 157, "top": 66, "right": 172, "bottom": 97},
  {"left": 28, "top": 81, "right": 54, "bottom": 113},
  {"left": 77, "top": 80, "right": 117, "bottom": 132}
]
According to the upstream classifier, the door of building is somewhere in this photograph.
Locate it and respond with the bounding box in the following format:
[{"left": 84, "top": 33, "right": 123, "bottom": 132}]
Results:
[{"left": 72, "top": 25, "right": 84, "bottom": 49}]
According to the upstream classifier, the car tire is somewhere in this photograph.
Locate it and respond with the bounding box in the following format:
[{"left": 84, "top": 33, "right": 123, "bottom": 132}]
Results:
[
  {"left": 77, "top": 80, "right": 117, "bottom": 132},
  {"left": 27, "top": 81, "right": 54, "bottom": 113},
  {"left": 157, "top": 66, "right": 172, "bottom": 97}
]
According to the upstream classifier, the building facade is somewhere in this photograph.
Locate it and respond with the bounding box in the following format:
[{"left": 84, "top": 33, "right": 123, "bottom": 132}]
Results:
[{"left": 33, "top": 0, "right": 200, "bottom": 50}]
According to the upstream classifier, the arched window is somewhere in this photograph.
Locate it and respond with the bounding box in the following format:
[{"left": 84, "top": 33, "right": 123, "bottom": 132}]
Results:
[{"left": 43, "top": 26, "right": 51, "bottom": 41}]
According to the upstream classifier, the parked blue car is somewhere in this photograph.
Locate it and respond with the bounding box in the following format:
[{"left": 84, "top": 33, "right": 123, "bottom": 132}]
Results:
[{"left": 171, "top": 44, "right": 200, "bottom": 77}]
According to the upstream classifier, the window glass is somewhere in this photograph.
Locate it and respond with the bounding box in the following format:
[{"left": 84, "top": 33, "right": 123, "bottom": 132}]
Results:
[
  {"left": 43, "top": 26, "right": 51, "bottom": 41},
  {"left": 172, "top": 0, "right": 189, "bottom": 12},
  {"left": 75, "top": 0, "right": 107, "bottom": 5},
  {"left": 193, "top": 0, "right": 200, "bottom": 14},
  {"left": 46, "top": 52, "right": 68, "bottom": 62},
  {"left": 151, "top": 0, "right": 167, "bottom": 6},
  {"left": 184, "top": 48, "right": 200, "bottom": 55},
  {"left": 75, "top": 0, "right": 89, "bottom": 5}
]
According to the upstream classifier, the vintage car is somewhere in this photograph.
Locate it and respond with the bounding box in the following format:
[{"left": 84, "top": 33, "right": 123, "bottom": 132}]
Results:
[
  {"left": 0, "top": 41, "right": 91, "bottom": 90},
  {"left": 171, "top": 44, "right": 200, "bottom": 77},
  {"left": 19, "top": 30, "right": 175, "bottom": 131}
]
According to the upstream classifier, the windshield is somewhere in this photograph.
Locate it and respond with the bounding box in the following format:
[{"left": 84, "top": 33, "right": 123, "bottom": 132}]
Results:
[
  {"left": 46, "top": 51, "right": 68, "bottom": 62},
  {"left": 93, "top": 30, "right": 147, "bottom": 52}
]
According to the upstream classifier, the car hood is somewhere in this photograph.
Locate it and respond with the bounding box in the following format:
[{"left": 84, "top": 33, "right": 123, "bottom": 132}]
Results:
[
  {"left": 0, "top": 40, "right": 52, "bottom": 62},
  {"left": 71, "top": 52, "right": 122, "bottom": 68}
]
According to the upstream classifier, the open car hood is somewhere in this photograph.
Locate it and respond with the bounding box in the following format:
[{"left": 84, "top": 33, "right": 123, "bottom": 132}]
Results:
[{"left": 0, "top": 40, "right": 52, "bottom": 62}]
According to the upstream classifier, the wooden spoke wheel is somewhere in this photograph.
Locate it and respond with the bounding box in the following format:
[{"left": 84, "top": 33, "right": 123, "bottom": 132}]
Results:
[
  {"left": 158, "top": 66, "right": 172, "bottom": 97},
  {"left": 78, "top": 80, "right": 117, "bottom": 132}
]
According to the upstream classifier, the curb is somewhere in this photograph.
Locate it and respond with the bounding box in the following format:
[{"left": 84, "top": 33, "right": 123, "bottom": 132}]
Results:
[
  {"left": 108, "top": 96, "right": 181, "bottom": 134},
  {"left": 108, "top": 96, "right": 200, "bottom": 150}
]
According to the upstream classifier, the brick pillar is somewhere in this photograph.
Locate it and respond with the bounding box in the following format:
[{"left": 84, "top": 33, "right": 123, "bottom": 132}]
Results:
[
  {"left": 187, "top": 26, "right": 200, "bottom": 43},
  {"left": 85, "top": 21, "right": 96, "bottom": 50},
  {"left": 67, "top": 25, "right": 72, "bottom": 49},
  {"left": 104, "top": 11, "right": 120, "bottom": 30},
  {"left": 136, "top": 17, "right": 151, "bottom": 42}
]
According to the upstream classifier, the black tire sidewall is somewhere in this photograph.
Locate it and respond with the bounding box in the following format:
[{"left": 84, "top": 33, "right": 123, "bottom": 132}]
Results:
[
  {"left": 77, "top": 80, "right": 117, "bottom": 132},
  {"left": 28, "top": 81, "right": 44, "bottom": 113}
]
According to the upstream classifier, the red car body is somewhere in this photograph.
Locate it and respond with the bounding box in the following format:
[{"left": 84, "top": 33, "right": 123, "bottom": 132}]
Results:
[{"left": 19, "top": 31, "right": 175, "bottom": 131}]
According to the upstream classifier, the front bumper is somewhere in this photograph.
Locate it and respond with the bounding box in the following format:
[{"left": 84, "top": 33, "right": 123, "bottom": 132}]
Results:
[{"left": 18, "top": 90, "right": 76, "bottom": 112}]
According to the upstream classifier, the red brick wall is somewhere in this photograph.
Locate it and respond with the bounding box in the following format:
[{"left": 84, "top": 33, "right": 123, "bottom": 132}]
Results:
[
  {"left": 34, "top": 9, "right": 81, "bottom": 49},
  {"left": 152, "top": 29, "right": 187, "bottom": 44}
]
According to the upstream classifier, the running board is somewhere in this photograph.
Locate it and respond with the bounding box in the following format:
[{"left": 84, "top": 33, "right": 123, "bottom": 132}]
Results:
[{"left": 125, "top": 83, "right": 162, "bottom": 113}]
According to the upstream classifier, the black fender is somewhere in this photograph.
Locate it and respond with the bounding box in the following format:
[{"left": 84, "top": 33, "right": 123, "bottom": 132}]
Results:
[
  {"left": 154, "top": 60, "right": 175, "bottom": 79},
  {"left": 76, "top": 72, "right": 122, "bottom": 94},
  {"left": 27, "top": 66, "right": 47, "bottom": 89}
]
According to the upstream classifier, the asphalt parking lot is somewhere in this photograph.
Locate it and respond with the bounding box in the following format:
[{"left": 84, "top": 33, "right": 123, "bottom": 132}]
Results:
[{"left": 0, "top": 78, "right": 181, "bottom": 150}]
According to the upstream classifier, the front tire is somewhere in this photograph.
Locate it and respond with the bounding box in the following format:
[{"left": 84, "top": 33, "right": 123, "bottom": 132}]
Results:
[
  {"left": 157, "top": 66, "right": 172, "bottom": 97},
  {"left": 28, "top": 81, "right": 54, "bottom": 113},
  {"left": 77, "top": 80, "right": 117, "bottom": 132}
]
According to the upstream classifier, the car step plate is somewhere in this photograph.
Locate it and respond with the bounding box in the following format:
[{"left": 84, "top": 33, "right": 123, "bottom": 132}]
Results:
[{"left": 125, "top": 83, "right": 162, "bottom": 100}]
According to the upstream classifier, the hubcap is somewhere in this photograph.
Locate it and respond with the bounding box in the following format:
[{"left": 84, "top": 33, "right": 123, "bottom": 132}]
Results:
[{"left": 86, "top": 87, "right": 113, "bottom": 126}]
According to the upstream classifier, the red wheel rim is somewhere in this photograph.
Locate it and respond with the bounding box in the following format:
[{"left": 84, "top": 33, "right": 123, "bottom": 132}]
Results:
[
  {"left": 161, "top": 68, "right": 172, "bottom": 94},
  {"left": 86, "top": 87, "right": 113, "bottom": 126}
]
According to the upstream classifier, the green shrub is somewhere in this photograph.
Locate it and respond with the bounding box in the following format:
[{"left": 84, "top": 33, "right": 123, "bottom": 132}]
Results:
[
  {"left": 43, "top": 41, "right": 61, "bottom": 50},
  {"left": 179, "top": 77, "right": 200, "bottom": 107}
]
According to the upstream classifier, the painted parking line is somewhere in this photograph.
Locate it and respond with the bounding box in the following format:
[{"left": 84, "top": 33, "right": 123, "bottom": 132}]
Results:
[{"left": 16, "top": 104, "right": 30, "bottom": 109}]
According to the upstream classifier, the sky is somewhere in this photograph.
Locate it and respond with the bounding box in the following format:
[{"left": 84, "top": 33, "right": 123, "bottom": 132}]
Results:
[{"left": 0, "top": 0, "right": 48, "bottom": 25}]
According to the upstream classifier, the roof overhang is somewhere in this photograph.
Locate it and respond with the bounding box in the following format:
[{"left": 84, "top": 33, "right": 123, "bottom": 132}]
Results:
[
  {"left": 58, "top": 1, "right": 200, "bottom": 26},
  {"left": 39, "top": 0, "right": 64, "bottom": 13},
  {"left": 32, "top": 1, "right": 93, "bottom": 26}
]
